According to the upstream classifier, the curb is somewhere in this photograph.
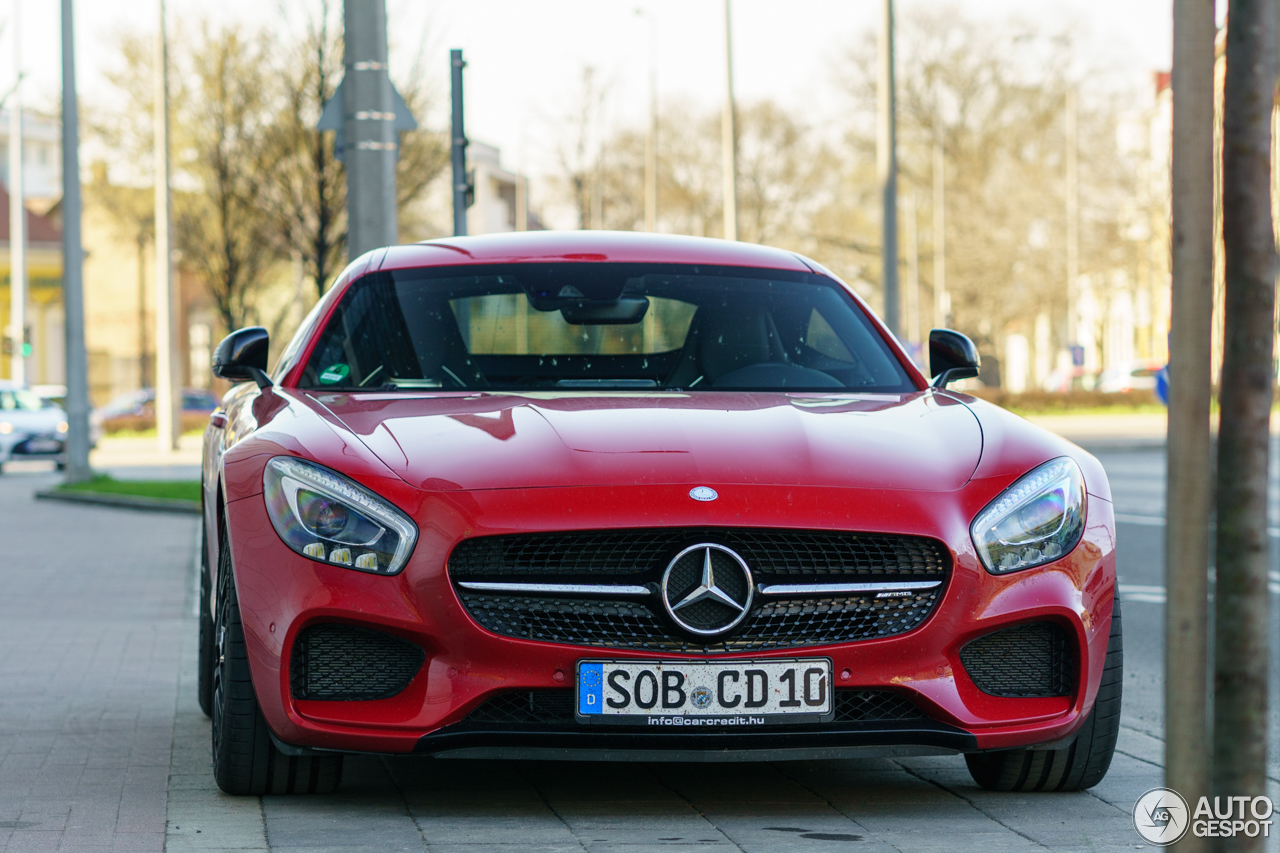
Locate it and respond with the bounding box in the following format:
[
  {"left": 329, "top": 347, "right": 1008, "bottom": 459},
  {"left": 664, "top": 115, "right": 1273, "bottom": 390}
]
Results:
[
  {"left": 1068, "top": 438, "right": 1167, "bottom": 452},
  {"left": 35, "top": 489, "right": 201, "bottom": 515}
]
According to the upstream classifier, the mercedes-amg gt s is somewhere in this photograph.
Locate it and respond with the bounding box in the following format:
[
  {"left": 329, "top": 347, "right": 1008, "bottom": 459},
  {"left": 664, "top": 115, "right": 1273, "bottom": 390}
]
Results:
[{"left": 199, "top": 232, "right": 1120, "bottom": 795}]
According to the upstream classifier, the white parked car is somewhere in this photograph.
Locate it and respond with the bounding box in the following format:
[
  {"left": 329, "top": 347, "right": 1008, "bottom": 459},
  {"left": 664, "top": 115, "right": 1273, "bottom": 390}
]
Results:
[
  {"left": 0, "top": 381, "right": 69, "bottom": 472},
  {"left": 1096, "top": 362, "right": 1163, "bottom": 394}
]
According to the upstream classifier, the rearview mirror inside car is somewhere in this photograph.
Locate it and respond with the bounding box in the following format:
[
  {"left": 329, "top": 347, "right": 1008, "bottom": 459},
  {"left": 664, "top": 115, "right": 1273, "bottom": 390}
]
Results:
[
  {"left": 212, "top": 326, "right": 273, "bottom": 389},
  {"left": 929, "top": 329, "right": 980, "bottom": 389},
  {"left": 560, "top": 298, "right": 650, "bottom": 325}
]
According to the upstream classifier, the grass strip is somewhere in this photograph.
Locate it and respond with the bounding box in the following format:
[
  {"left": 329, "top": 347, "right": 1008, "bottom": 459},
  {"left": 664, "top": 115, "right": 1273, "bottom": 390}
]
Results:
[{"left": 57, "top": 475, "right": 200, "bottom": 504}]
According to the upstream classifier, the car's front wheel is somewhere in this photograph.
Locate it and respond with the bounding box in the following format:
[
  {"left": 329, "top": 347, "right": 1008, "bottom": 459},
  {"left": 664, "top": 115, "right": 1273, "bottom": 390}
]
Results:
[
  {"left": 964, "top": 594, "right": 1123, "bottom": 792},
  {"left": 211, "top": 517, "right": 343, "bottom": 795}
]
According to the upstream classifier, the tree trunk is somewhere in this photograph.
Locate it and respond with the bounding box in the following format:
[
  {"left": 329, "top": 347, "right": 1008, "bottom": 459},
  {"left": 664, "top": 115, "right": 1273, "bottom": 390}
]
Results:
[
  {"left": 1166, "top": 2, "right": 1217, "bottom": 846},
  {"left": 1214, "top": 3, "right": 1278, "bottom": 851}
]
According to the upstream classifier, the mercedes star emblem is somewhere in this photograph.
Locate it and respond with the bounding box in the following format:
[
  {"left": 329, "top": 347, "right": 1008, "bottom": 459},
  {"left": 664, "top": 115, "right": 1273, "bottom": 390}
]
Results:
[
  {"left": 689, "top": 486, "right": 718, "bottom": 501},
  {"left": 661, "top": 543, "right": 753, "bottom": 637}
]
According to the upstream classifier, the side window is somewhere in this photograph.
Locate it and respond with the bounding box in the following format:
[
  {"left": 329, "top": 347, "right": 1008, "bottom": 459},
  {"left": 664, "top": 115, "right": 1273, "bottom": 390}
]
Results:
[
  {"left": 805, "top": 309, "right": 853, "bottom": 362},
  {"left": 0, "top": 392, "right": 12, "bottom": 411}
]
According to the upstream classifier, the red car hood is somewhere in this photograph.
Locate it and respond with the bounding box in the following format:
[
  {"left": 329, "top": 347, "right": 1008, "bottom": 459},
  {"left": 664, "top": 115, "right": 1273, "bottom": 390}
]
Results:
[{"left": 306, "top": 390, "right": 982, "bottom": 492}]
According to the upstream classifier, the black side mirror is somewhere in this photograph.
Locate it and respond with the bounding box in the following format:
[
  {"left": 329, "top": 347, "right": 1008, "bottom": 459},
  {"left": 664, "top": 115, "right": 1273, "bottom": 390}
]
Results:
[
  {"left": 212, "top": 327, "right": 273, "bottom": 390},
  {"left": 929, "top": 329, "right": 980, "bottom": 389}
]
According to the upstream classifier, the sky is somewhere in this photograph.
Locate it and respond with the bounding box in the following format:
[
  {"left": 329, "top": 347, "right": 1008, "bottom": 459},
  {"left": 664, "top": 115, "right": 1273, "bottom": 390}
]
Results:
[{"left": 10, "top": 0, "right": 1180, "bottom": 215}]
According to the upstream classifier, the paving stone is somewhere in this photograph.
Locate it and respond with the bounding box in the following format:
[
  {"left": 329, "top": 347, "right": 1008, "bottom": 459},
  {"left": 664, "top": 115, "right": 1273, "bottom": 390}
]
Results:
[{"left": 0, "top": 473, "right": 193, "bottom": 853}]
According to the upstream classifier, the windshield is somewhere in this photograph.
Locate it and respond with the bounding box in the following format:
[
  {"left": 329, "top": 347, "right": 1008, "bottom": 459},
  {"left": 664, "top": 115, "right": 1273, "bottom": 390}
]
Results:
[
  {"left": 0, "top": 389, "right": 46, "bottom": 411},
  {"left": 299, "top": 263, "right": 916, "bottom": 393}
]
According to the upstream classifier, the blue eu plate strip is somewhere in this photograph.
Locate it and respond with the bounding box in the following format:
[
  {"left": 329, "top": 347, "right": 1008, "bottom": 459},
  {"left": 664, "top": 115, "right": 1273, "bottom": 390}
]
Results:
[{"left": 578, "top": 663, "right": 604, "bottom": 715}]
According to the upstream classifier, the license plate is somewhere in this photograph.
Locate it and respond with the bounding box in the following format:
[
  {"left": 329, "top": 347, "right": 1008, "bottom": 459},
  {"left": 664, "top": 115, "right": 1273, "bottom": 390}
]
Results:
[
  {"left": 25, "top": 438, "right": 61, "bottom": 453},
  {"left": 576, "top": 659, "right": 833, "bottom": 726}
]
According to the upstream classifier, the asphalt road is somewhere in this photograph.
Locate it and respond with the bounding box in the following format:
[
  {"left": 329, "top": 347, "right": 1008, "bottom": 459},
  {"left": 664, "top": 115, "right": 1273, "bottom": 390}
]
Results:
[{"left": 2, "top": 447, "right": 1278, "bottom": 852}]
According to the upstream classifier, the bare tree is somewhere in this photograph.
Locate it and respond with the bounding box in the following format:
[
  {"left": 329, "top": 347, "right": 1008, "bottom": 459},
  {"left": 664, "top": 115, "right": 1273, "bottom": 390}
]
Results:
[
  {"left": 259, "top": 0, "right": 345, "bottom": 301},
  {"left": 171, "top": 23, "right": 285, "bottom": 333},
  {"left": 836, "top": 7, "right": 1145, "bottom": 367},
  {"left": 1164, "top": 0, "right": 1217, "bottom": 831},
  {"left": 1213, "top": 0, "right": 1277, "bottom": 827},
  {"left": 554, "top": 67, "right": 611, "bottom": 230}
]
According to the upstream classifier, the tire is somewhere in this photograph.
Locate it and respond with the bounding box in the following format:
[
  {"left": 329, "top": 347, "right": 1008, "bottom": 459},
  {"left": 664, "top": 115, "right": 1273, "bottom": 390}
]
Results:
[
  {"left": 211, "top": 517, "right": 343, "bottom": 795},
  {"left": 197, "top": 520, "right": 215, "bottom": 718},
  {"left": 964, "top": 594, "right": 1123, "bottom": 792}
]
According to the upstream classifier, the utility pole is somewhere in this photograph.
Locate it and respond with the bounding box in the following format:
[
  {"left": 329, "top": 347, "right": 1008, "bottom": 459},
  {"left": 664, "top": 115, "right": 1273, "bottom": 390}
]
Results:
[
  {"left": 450, "top": 49, "right": 468, "bottom": 237},
  {"left": 932, "top": 130, "right": 946, "bottom": 329},
  {"left": 720, "top": 0, "right": 737, "bottom": 241},
  {"left": 344, "top": 0, "right": 397, "bottom": 256},
  {"left": 60, "top": 0, "right": 89, "bottom": 483},
  {"left": 1165, "top": 1, "right": 1217, "bottom": 839},
  {"left": 8, "top": 0, "right": 25, "bottom": 386},
  {"left": 1065, "top": 87, "right": 1080, "bottom": 358},
  {"left": 877, "top": 0, "right": 899, "bottom": 336},
  {"left": 905, "top": 191, "right": 920, "bottom": 346},
  {"left": 153, "top": 0, "right": 179, "bottom": 453},
  {"left": 637, "top": 8, "right": 658, "bottom": 233},
  {"left": 1214, "top": 0, "right": 1277, "bottom": 830}
]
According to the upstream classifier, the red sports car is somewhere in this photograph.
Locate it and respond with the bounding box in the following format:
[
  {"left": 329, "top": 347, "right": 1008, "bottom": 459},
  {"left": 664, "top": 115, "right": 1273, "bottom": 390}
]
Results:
[{"left": 200, "top": 232, "right": 1119, "bottom": 796}]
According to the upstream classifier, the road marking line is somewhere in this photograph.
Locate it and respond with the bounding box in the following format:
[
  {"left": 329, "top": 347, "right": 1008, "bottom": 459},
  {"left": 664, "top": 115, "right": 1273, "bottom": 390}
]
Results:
[
  {"left": 1119, "top": 582, "right": 1280, "bottom": 604},
  {"left": 1115, "top": 512, "right": 1280, "bottom": 539}
]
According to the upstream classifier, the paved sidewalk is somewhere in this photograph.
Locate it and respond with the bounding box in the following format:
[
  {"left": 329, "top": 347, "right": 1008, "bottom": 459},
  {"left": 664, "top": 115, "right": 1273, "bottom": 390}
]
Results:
[{"left": 0, "top": 471, "right": 196, "bottom": 853}]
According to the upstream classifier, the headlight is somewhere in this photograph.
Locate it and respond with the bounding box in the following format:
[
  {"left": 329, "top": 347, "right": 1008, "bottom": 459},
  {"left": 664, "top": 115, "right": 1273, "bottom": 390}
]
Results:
[
  {"left": 0, "top": 422, "right": 11, "bottom": 434},
  {"left": 56, "top": 421, "right": 69, "bottom": 433},
  {"left": 263, "top": 456, "right": 418, "bottom": 575},
  {"left": 970, "top": 457, "right": 1086, "bottom": 574}
]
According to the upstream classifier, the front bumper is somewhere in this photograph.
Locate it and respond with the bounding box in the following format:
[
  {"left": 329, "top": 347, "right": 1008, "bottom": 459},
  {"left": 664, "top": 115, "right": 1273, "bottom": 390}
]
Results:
[
  {"left": 223, "top": 481, "right": 1116, "bottom": 757},
  {"left": 0, "top": 432, "right": 65, "bottom": 462}
]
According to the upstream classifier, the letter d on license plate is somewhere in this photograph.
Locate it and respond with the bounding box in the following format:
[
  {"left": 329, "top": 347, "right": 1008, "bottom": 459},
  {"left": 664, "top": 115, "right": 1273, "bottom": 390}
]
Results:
[{"left": 576, "top": 659, "right": 833, "bottom": 726}]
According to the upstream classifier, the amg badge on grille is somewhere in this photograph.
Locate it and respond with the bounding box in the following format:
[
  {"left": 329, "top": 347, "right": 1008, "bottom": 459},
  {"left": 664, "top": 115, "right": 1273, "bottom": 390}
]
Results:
[{"left": 689, "top": 486, "right": 718, "bottom": 501}]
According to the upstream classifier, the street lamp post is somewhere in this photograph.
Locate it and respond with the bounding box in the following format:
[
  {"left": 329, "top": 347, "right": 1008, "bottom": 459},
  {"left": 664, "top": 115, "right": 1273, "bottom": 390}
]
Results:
[
  {"left": 154, "top": 0, "right": 179, "bottom": 453},
  {"left": 721, "top": 0, "right": 737, "bottom": 242},
  {"left": 60, "top": 0, "right": 90, "bottom": 483},
  {"left": 877, "top": 0, "right": 899, "bottom": 336},
  {"left": 8, "top": 0, "right": 25, "bottom": 386},
  {"left": 932, "top": 132, "right": 947, "bottom": 330},
  {"left": 344, "top": 0, "right": 398, "bottom": 256},
  {"left": 635, "top": 8, "right": 658, "bottom": 233}
]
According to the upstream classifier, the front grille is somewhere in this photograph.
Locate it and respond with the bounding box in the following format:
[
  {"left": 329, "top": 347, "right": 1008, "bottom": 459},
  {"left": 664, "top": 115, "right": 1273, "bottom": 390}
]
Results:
[
  {"left": 459, "top": 592, "right": 941, "bottom": 653},
  {"left": 450, "top": 528, "right": 949, "bottom": 579},
  {"left": 289, "top": 623, "right": 425, "bottom": 701},
  {"left": 959, "top": 622, "right": 1075, "bottom": 698},
  {"left": 450, "top": 527, "right": 950, "bottom": 653},
  {"left": 458, "top": 689, "right": 926, "bottom": 727}
]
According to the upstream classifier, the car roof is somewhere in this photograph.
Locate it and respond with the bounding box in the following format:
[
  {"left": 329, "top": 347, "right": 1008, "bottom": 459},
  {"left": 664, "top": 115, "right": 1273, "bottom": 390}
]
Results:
[{"left": 377, "top": 231, "right": 817, "bottom": 275}]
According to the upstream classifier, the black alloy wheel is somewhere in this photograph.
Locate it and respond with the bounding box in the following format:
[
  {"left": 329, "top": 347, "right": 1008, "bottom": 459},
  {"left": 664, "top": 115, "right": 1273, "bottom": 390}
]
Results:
[
  {"left": 964, "top": 593, "right": 1123, "bottom": 792},
  {"left": 210, "top": 515, "right": 343, "bottom": 795}
]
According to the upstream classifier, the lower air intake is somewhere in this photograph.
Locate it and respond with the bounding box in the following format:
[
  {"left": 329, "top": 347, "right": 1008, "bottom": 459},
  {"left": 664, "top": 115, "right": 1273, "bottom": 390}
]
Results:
[
  {"left": 458, "top": 689, "right": 927, "bottom": 726},
  {"left": 959, "top": 622, "right": 1075, "bottom": 698},
  {"left": 289, "top": 623, "right": 424, "bottom": 701}
]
